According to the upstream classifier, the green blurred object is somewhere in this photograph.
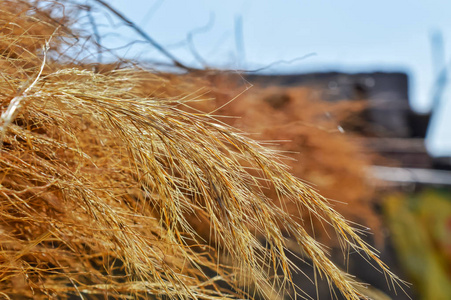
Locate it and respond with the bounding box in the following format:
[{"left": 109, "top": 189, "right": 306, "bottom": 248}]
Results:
[{"left": 384, "top": 189, "right": 451, "bottom": 300}]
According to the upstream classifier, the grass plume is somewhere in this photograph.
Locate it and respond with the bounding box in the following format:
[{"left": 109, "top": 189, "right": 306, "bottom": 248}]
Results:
[{"left": 0, "top": 1, "right": 405, "bottom": 299}]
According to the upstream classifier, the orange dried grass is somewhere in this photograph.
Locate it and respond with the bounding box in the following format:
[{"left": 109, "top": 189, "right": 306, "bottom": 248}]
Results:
[
  {"left": 201, "top": 76, "right": 382, "bottom": 245},
  {"left": 0, "top": 1, "right": 404, "bottom": 299}
]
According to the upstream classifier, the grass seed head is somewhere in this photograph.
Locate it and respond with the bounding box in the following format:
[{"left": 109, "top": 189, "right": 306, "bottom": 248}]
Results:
[{"left": 0, "top": 1, "right": 406, "bottom": 299}]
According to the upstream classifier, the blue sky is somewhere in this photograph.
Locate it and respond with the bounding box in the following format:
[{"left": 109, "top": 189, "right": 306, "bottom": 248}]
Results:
[{"left": 101, "top": 0, "right": 451, "bottom": 157}]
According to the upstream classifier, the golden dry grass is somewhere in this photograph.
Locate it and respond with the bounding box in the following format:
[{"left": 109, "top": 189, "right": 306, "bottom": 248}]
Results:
[
  {"left": 194, "top": 76, "right": 383, "bottom": 247},
  {"left": 0, "top": 1, "right": 405, "bottom": 299}
]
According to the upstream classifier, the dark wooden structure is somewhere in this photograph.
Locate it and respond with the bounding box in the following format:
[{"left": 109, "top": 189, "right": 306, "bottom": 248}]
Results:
[{"left": 245, "top": 72, "right": 451, "bottom": 172}]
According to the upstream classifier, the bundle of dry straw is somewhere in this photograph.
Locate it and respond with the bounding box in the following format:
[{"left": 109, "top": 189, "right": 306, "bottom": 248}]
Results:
[
  {"left": 201, "top": 78, "right": 383, "bottom": 247},
  {"left": 0, "top": 1, "right": 404, "bottom": 299}
]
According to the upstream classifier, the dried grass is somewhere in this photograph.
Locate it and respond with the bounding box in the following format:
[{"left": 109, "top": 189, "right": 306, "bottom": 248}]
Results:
[
  {"left": 0, "top": 1, "right": 404, "bottom": 299},
  {"left": 199, "top": 76, "right": 383, "bottom": 246}
]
